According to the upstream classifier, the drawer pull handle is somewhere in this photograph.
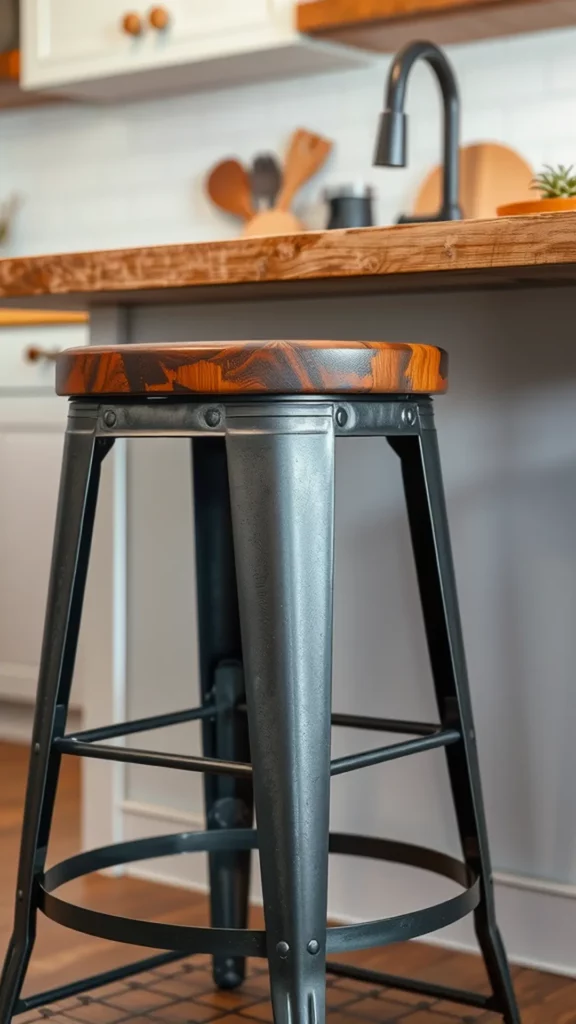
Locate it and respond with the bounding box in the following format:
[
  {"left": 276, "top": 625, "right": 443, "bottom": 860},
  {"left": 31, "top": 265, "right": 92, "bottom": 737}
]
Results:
[
  {"left": 122, "top": 12, "right": 144, "bottom": 36},
  {"left": 149, "top": 6, "right": 170, "bottom": 30},
  {"left": 25, "top": 346, "right": 60, "bottom": 364}
]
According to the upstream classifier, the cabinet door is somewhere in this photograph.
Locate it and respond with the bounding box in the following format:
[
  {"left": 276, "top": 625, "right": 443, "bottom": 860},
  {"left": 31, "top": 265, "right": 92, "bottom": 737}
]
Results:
[
  {"left": 165, "top": 0, "right": 271, "bottom": 40},
  {"left": 0, "top": 426, "right": 66, "bottom": 706},
  {"left": 28, "top": 0, "right": 134, "bottom": 66},
  {"left": 0, "top": 324, "right": 88, "bottom": 721}
]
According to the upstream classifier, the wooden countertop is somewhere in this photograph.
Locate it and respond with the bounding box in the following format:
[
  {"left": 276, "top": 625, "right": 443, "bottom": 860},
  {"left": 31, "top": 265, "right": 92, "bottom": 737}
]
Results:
[{"left": 1, "top": 213, "right": 576, "bottom": 309}]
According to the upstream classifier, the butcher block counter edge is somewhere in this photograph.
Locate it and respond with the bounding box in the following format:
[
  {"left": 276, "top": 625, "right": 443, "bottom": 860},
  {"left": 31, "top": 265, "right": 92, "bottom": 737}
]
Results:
[{"left": 1, "top": 212, "right": 576, "bottom": 309}]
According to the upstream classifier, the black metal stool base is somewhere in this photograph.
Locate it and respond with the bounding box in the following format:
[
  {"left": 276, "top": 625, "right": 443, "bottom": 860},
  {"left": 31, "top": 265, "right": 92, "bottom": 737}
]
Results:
[
  {"left": 38, "top": 829, "right": 480, "bottom": 958},
  {"left": 0, "top": 396, "right": 520, "bottom": 1024}
]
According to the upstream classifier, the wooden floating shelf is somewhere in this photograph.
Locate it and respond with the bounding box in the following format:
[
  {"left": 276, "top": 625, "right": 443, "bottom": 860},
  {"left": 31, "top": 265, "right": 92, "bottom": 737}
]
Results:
[{"left": 297, "top": 0, "right": 576, "bottom": 51}]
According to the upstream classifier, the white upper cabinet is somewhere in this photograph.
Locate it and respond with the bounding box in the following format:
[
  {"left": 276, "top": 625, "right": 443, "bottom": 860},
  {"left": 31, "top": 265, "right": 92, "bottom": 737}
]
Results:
[
  {"left": 165, "top": 0, "right": 271, "bottom": 38},
  {"left": 21, "top": 0, "right": 366, "bottom": 100}
]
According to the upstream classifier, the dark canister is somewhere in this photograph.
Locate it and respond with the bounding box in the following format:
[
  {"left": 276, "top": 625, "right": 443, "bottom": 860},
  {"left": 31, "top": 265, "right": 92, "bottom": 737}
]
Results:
[{"left": 325, "top": 184, "right": 375, "bottom": 229}]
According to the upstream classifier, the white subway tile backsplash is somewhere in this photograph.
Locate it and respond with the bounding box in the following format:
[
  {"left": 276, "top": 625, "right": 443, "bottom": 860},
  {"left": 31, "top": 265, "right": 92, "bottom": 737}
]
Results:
[{"left": 505, "top": 95, "right": 576, "bottom": 162}]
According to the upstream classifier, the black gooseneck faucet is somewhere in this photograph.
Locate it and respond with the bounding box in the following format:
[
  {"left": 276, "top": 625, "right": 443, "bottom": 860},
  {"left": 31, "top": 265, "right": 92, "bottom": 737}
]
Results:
[{"left": 374, "top": 40, "right": 463, "bottom": 223}]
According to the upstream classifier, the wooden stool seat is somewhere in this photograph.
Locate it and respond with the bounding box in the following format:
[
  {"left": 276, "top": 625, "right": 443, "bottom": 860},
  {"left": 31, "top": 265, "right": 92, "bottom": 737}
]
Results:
[{"left": 56, "top": 340, "right": 448, "bottom": 397}]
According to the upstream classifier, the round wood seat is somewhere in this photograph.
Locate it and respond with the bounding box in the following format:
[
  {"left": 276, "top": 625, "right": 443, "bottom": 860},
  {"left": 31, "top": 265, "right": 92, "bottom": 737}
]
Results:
[{"left": 56, "top": 340, "right": 448, "bottom": 397}]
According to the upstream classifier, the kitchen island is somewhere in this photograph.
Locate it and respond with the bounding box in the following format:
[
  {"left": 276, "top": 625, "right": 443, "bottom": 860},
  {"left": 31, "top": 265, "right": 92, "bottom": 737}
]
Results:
[{"left": 1, "top": 213, "right": 575, "bottom": 977}]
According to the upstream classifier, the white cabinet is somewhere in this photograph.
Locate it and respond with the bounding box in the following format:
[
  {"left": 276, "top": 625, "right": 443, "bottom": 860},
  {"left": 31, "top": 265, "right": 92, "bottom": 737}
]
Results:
[
  {"left": 0, "top": 323, "right": 88, "bottom": 737},
  {"left": 159, "top": 0, "right": 271, "bottom": 39},
  {"left": 28, "top": 0, "right": 270, "bottom": 68},
  {"left": 21, "top": 0, "right": 366, "bottom": 100}
]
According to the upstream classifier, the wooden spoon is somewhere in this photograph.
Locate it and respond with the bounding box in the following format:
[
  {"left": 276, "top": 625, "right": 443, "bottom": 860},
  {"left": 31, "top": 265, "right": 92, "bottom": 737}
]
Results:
[
  {"left": 206, "top": 159, "right": 253, "bottom": 220},
  {"left": 276, "top": 129, "right": 333, "bottom": 212}
]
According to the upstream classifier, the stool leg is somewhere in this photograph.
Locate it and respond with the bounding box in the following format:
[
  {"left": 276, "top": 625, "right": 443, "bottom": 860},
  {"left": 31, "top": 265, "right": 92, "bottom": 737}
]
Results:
[
  {"left": 226, "top": 407, "right": 335, "bottom": 1024},
  {"left": 192, "top": 438, "right": 253, "bottom": 991},
  {"left": 0, "top": 418, "right": 109, "bottom": 1024},
  {"left": 390, "top": 425, "right": 520, "bottom": 1024}
]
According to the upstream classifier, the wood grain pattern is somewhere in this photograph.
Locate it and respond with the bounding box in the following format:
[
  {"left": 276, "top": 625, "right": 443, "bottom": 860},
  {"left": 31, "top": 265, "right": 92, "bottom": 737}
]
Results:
[
  {"left": 297, "top": 0, "right": 576, "bottom": 51},
  {"left": 56, "top": 340, "right": 448, "bottom": 397},
  {"left": 2, "top": 213, "right": 576, "bottom": 310},
  {"left": 2, "top": 741, "right": 576, "bottom": 1021}
]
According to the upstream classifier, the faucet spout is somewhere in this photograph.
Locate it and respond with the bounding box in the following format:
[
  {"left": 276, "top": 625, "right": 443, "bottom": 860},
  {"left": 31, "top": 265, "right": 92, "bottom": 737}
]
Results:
[{"left": 374, "top": 40, "right": 462, "bottom": 222}]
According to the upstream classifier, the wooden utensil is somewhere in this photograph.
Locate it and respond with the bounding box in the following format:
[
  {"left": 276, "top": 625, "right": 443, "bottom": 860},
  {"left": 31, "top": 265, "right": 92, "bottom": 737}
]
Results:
[
  {"left": 206, "top": 159, "right": 253, "bottom": 221},
  {"left": 276, "top": 128, "right": 333, "bottom": 212},
  {"left": 242, "top": 209, "right": 303, "bottom": 237},
  {"left": 413, "top": 142, "right": 533, "bottom": 220},
  {"left": 241, "top": 129, "right": 332, "bottom": 235},
  {"left": 250, "top": 154, "right": 282, "bottom": 210}
]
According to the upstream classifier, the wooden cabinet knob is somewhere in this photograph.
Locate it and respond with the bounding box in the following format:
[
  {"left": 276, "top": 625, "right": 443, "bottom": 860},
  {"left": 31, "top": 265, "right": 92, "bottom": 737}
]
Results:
[
  {"left": 121, "top": 12, "right": 143, "bottom": 36},
  {"left": 25, "top": 345, "right": 59, "bottom": 364},
  {"left": 149, "top": 6, "right": 170, "bottom": 30}
]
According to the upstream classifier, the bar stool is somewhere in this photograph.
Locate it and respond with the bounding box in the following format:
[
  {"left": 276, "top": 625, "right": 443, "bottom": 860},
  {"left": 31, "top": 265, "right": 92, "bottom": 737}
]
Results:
[{"left": 0, "top": 340, "right": 520, "bottom": 1024}]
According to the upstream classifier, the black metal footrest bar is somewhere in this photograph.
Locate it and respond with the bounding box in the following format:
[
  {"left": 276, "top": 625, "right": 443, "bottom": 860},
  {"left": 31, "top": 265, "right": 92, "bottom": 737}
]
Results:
[
  {"left": 65, "top": 703, "right": 218, "bottom": 744},
  {"left": 325, "top": 961, "right": 496, "bottom": 1012},
  {"left": 55, "top": 728, "right": 460, "bottom": 778},
  {"left": 38, "top": 829, "right": 479, "bottom": 959},
  {"left": 15, "top": 953, "right": 188, "bottom": 1015},
  {"left": 331, "top": 713, "right": 440, "bottom": 735},
  {"left": 54, "top": 738, "right": 253, "bottom": 778},
  {"left": 65, "top": 704, "right": 444, "bottom": 746},
  {"left": 331, "top": 729, "right": 460, "bottom": 775}
]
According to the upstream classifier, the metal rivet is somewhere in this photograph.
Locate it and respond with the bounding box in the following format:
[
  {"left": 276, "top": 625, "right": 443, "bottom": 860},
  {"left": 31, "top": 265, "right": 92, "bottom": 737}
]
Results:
[
  {"left": 335, "top": 407, "right": 348, "bottom": 428},
  {"left": 205, "top": 408, "right": 221, "bottom": 428},
  {"left": 307, "top": 940, "right": 320, "bottom": 955},
  {"left": 104, "top": 410, "right": 117, "bottom": 428},
  {"left": 276, "top": 941, "right": 290, "bottom": 959},
  {"left": 17, "top": 890, "right": 23, "bottom": 901},
  {"left": 401, "top": 406, "right": 416, "bottom": 426},
  {"left": 34, "top": 743, "right": 40, "bottom": 754}
]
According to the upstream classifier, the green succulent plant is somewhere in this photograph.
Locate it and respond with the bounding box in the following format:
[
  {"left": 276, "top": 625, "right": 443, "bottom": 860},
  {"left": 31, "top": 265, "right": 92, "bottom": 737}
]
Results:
[{"left": 531, "top": 164, "right": 576, "bottom": 199}]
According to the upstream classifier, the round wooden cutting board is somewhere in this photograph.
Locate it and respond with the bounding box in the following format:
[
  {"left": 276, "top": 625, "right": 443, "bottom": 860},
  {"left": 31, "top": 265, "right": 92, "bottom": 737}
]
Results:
[{"left": 413, "top": 142, "right": 534, "bottom": 220}]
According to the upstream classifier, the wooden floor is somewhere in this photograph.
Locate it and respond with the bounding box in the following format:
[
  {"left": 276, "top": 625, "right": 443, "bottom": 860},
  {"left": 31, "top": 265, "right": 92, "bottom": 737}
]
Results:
[{"left": 1, "top": 741, "right": 575, "bottom": 1022}]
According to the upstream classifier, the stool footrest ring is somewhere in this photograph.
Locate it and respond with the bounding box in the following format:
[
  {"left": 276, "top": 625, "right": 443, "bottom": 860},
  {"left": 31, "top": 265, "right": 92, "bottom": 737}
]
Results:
[{"left": 38, "top": 829, "right": 479, "bottom": 957}]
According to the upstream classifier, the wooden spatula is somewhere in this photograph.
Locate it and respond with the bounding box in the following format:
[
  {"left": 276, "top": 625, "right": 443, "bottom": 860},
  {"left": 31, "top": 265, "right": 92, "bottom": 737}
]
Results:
[
  {"left": 276, "top": 129, "right": 333, "bottom": 212},
  {"left": 206, "top": 159, "right": 253, "bottom": 221}
]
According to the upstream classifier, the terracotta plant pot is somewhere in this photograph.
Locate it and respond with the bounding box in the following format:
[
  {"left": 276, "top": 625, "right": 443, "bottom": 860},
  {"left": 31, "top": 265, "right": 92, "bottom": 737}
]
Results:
[{"left": 497, "top": 196, "right": 576, "bottom": 216}]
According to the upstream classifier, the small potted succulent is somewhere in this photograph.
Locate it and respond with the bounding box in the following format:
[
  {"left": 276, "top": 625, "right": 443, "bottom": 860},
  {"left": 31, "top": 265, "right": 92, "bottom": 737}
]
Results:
[{"left": 498, "top": 164, "right": 576, "bottom": 216}]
